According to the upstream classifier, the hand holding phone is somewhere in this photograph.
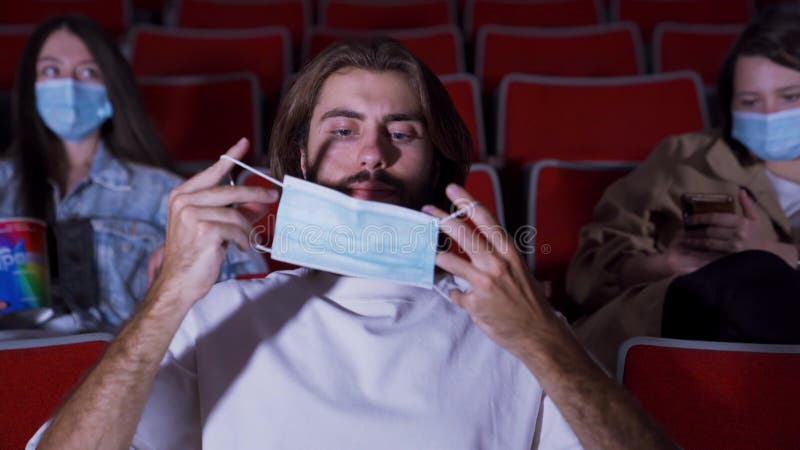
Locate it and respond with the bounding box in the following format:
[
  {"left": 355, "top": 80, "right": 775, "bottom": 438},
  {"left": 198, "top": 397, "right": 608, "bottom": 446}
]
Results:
[{"left": 681, "top": 193, "right": 735, "bottom": 230}]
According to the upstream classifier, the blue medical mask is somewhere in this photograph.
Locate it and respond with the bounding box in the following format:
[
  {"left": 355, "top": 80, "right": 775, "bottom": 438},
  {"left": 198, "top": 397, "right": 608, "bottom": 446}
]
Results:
[
  {"left": 222, "top": 156, "right": 474, "bottom": 288},
  {"left": 732, "top": 108, "right": 800, "bottom": 161},
  {"left": 36, "top": 78, "right": 114, "bottom": 141}
]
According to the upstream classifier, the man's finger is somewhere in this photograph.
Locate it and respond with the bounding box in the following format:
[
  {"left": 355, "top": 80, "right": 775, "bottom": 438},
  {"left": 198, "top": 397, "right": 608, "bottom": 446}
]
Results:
[
  {"left": 174, "top": 138, "right": 250, "bottom": 195},
  {"left": 435, "top": 250, "right": 483, "bottom": 282},
  {"left": 177, "top": 185, "right": 277, "bottom": 209},
  {"left": 443, "top": 184, "right": 509, "bottom": 253}
]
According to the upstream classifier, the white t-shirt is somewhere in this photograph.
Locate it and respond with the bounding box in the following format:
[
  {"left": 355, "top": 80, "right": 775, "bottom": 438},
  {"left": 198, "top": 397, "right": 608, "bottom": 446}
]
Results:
[
  {"left": 765, "top": 169, "right": 800, "bottom": 235},
  {"left": 128, "top": 268, "right": 580, "bottom": 450}
]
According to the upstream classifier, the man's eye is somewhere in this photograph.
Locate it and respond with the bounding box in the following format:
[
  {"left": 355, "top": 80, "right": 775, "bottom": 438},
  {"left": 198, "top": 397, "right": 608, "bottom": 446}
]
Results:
[
  {"left": 333, "top": 129, "right": 352, "bottom": 137},
  {"left": 390, "top": 131, "right": 412, "bottom": 141}
]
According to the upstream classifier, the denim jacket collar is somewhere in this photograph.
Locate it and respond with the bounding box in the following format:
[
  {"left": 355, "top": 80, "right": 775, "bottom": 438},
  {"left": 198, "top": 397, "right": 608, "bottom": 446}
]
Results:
[{"left": 88, "top": 142, "right": 133, "bottom": 192}]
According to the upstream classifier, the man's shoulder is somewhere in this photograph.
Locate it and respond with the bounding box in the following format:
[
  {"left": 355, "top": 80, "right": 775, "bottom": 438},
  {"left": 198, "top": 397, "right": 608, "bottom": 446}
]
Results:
[{"left": 188, "top": 268, "right": 312, "bottom": 327}]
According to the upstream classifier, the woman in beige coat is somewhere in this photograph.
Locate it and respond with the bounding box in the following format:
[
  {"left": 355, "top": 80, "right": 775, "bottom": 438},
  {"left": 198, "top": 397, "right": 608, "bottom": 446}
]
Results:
[{"left": 567, "top": 7, "right": 800, "bottom": 373}]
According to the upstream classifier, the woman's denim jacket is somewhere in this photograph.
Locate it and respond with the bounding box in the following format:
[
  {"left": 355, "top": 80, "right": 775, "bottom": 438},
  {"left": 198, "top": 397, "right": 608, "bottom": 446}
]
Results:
[{"left": 0, "top": 144, "right": 266, "bottom": 331}]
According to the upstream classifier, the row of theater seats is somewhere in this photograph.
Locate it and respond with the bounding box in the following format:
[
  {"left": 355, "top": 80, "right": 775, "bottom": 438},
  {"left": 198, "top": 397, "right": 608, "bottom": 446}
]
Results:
[
  {"left": 2, "top": 332, "right": 799, "bottom": 450},
  {"left": 0, "top": 0, "right": 787, "bottom": 41}
]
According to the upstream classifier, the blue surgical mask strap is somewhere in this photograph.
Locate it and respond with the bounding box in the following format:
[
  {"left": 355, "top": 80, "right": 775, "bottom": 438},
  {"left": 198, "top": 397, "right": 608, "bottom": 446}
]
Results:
[{"left": 220, "top": 155, "right": 283, "bottom": 254}]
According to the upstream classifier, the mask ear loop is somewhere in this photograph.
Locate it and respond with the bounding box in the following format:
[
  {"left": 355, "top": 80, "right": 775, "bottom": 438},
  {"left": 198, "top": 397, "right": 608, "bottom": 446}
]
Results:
[
  {"left": 438, "top": 201, "right": 478, "bottom": 225},
  {"left": 431, "top": 201, "right": 478, "bottom": 301},
  {"left": 220, "top": 155, "right": 284, "bottom": 255}
]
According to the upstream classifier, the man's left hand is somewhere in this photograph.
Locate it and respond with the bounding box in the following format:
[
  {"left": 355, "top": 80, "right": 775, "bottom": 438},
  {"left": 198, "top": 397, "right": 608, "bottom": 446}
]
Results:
[{"left": 423, "top": 184, "right": 558, "bottom": 361}]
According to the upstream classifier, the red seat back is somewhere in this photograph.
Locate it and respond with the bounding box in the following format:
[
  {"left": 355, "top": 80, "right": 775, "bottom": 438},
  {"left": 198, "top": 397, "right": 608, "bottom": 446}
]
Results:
[
  {"left": 653, "top": 23, "right": 742, "bottom": 86},
  {"left": 441, "top": 74, "right": 486, "bottom": 161},
  {"left": 0, "top": 27, "right": 31, "bottom": 90},
  {"left": 303, "top": 25, "right": 464, "bottom": 75},
  {"left": 320, "top": 0, "right": 455, "bottom": 29},
  {"left": 139, "top": 74, "right": 261, "bottom": 174},
  {"left": 0, "top": 0, "right": 130, "bottom": 37},
  {"left": 175, "top": 0, "right": 310, "bottom": 50},
  {"left": 527, "top": 160, "right": 635, "bottom": 305},
  {"left": 476, "top": 23, "right": 644, "bottom": 95},
  {"left": 130, "top": 26, "right": 291, "bottom": 104},
  {"left": 611, "top": 0, "right": 752, "bottom": 41},
  {"left": 465, "top": 163, "right": 505, "bottom": 226},
  {"left": 464, "top": 0, "right": 602, "bottom": 39},
  {"left": 620, "top": 337, "right": 800, "bottom": 450},
  {"left": 498, "top": 73, "right": 707, "bottom": 164},
  {"left": 0, "top": 333, "right": 111, "bottom": 450}
]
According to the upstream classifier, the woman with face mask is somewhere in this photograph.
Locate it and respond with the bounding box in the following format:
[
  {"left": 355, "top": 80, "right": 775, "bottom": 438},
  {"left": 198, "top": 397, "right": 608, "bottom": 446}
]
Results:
[
  {"left": 565, "top": 6, "right": 800, "bottom": 374},
  {"left": 0, "top": 15, "right": 265, "bottom": 335}
]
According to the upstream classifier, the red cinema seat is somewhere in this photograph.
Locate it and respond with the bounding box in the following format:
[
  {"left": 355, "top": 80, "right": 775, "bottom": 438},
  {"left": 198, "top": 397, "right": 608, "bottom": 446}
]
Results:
[
  {"left": 619, "top": 337, "right": 800, "bottom": 450},
  {"left": 174, "top": 0, "right": 310, "bottom": 51},
  {"left": 303, "top": 25, "right": 465, "bottom": 75},
  {"left": 653, "top": 23, "right": 742, "bottom": 86},
  {"left": 466, "top": 163, "right": 505, "bottom": 226},
  {"left": 0, "top": 333, "right": 112, "bottom": 450},
  {"left": 0, "top": 0, "right": 130, "bottom": 38},
  {"left": 476, "top": 23, "right": 645, "bottom": 96},
  {"left": 497, "top": 72, "right": 708, "bottom": 164},
  {"left": 129, "top": 26, "right": 291, "bottom": 106},
  {"left": 526, "top": 160, "right": 636, "bottom": 307},
  {"left": 139, "top": 74, "right": 261, "bottom": 175},
  {"left": 440, "top": 73, "right": 486, "bottom": 161},
  {"left": 319, "top": 0, "right": 455, "bottom": 30},
  {"left": 611, "top": 0, "right": 753, "bottom": 41},
  {"left": 0, "top": 27, "right": 31, "bottom": 91},
  {"left": 464, "top": 0, "right": 603, "bottom": 40}
]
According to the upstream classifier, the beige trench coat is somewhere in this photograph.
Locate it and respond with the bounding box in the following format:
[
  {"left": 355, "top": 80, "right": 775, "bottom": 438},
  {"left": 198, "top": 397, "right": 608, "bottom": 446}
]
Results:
[{"left": 566, "top": 131, "right": 795, "bottom": 374}]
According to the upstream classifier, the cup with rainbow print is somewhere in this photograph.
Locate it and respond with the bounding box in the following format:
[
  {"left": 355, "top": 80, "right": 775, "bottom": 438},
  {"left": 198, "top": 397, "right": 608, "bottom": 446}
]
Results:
[{"left": 0, "top": 218, "right": 51, "bottom": 314}]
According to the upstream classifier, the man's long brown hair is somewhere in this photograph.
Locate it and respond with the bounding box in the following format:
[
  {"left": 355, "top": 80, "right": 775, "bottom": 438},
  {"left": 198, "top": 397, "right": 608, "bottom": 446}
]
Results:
[{"left": 269, "top": 38, "right": 472, "bottom": 209}]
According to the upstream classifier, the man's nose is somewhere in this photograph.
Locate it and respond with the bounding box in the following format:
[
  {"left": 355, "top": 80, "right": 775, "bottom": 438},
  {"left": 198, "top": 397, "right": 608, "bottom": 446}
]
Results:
[{"left": 358, "top": 128, "right": 391, "bottom": 171}]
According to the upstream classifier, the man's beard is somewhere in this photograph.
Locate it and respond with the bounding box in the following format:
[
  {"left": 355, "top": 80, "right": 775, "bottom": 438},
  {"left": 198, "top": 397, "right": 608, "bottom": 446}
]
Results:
[{"left": 306, "top": 168, "right": 436, "bottom": 211}]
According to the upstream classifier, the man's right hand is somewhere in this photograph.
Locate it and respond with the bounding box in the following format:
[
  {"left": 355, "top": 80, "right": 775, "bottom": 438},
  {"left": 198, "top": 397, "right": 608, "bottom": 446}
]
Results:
[
  {"left": 153, "top": 138, "right": 277, "bottom": 309},
  {"left": 34, "top": 138, "right": 277, "bottom": 450}
]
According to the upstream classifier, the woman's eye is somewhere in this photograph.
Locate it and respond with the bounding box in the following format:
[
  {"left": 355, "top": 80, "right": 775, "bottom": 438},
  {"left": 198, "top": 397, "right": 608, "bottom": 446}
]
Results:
[
  {"left": 783, "top": 93, "right": 800, "bottom": 103},
  {"left": 78, "top": 66, "right": 101, "bottom": 80},
  {"left": 739, "top": 99, "right": 757, "bottom": 108},
  {"left": 40, "top": 65, "right": 58, "bottom": 77}
]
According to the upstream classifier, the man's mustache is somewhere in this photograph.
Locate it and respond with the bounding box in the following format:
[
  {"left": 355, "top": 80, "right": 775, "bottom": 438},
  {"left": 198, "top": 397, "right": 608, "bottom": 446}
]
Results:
[{"left": 334, "top": 170, "right": 406, "bottom": 191}]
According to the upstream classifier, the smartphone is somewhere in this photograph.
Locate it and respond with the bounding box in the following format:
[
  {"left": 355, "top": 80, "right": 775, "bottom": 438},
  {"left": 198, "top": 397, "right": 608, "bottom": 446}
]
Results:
[{"left": 681, "top": 193, "right": 735, "bottom": 229}]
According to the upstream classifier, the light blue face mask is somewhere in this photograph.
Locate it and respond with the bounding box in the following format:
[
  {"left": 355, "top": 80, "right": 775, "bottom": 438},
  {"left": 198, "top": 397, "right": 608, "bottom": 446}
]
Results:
[
  {"left": 36, "top": 78, "right": 114, "bottom": 141},
  {"left": 222, "top": 156, "right": 475, "bottom": 289},
  {"left": 732, "top": 108, "right": 800, "bottom": 161}
]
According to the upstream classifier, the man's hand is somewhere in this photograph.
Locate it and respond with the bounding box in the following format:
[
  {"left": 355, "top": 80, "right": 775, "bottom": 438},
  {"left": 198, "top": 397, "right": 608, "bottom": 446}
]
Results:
[
  {"left": 683, "top": 189, "right": 797, "bottom": 266},
  {"left": 35, "top": 138, "right": 277, "bottom": 450},
  {"left": 424, "top": 183, "right": 677, "bottom": 450},
  {"left": 423, "top": 184, "right": 555, "bottom": 360},
  {"left": 153, "top": 138, "right": 277, "bottom": 308}
]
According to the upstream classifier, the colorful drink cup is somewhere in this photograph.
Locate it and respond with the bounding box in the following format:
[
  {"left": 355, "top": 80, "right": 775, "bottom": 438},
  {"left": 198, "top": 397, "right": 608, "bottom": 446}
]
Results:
[{"left": 0, "top": 218, "right": 51, "bottom": 314}]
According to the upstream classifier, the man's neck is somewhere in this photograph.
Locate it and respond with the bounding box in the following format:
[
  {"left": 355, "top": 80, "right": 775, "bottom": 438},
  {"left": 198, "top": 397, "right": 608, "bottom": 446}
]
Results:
[{"left": 765, "top": 159, "right": 800, "bottom": 184}]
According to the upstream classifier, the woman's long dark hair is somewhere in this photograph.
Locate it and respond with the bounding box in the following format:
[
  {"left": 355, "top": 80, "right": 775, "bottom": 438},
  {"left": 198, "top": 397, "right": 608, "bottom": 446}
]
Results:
[
  {"left": 9, "top": 14, "right": 172, "bottom": 219},
  {"left": 718, "top": 5, "right": 800, "bottom": 164}
]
